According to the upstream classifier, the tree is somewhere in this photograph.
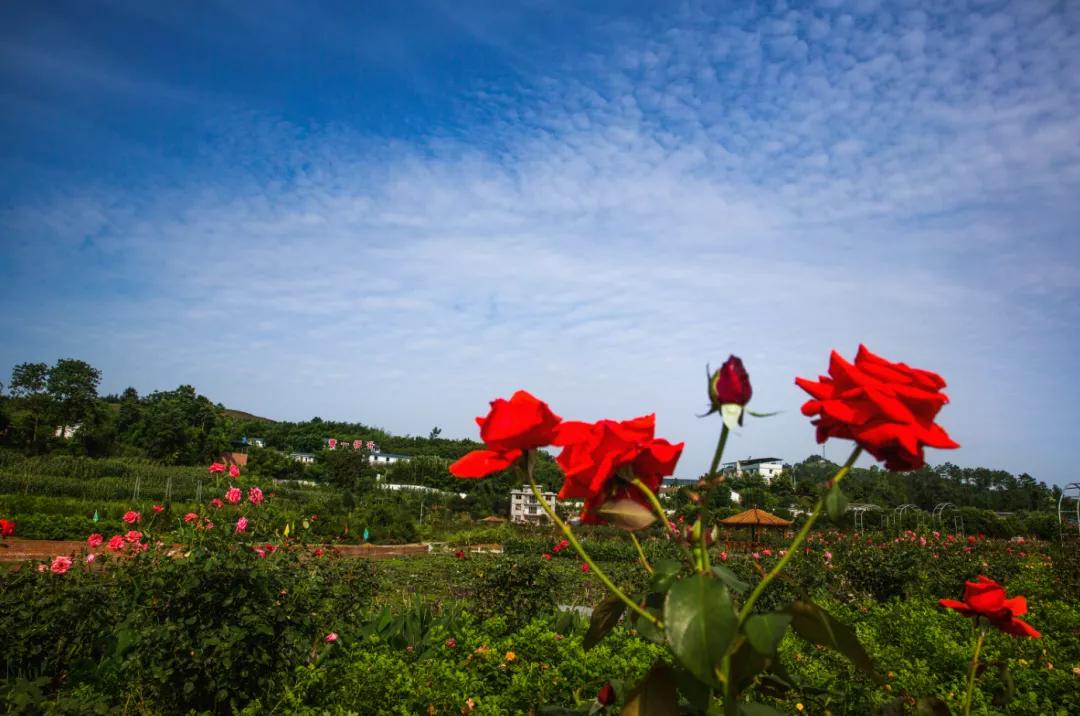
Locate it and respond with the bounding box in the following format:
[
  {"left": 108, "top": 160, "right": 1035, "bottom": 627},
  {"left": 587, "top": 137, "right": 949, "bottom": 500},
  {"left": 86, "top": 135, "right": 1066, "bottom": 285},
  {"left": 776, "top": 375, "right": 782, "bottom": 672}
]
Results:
[
  {"left": 9, "top": 362, "right": 50, "bottom": 450},
  {"left": 47, "top": 358, "right": 102, "bottom": 435},
  {"left": 135, "top": 385, "right": 228, "bottom": 464}
]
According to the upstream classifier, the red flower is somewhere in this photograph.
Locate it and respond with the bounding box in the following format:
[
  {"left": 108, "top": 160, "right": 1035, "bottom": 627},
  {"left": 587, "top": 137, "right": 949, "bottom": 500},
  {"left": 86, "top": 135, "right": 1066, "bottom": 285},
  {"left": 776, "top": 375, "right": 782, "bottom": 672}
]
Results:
[
  {"left": 709, "top": 355, "right": 752, "bottom": 407},
  {"left": 796, "top": 345, "right": 959, "bottom": 471},
  {"left": 208, "top": 463, "right": 225, "bottom": 474},
  {"left": 580, "top": 562, "right": 590, "bottom": 573},
  {"left": 454, "top": 550, "right": 465, "bottom": 559},
  {"left": 0, "top": 519, "right": 14, "bottom": 538},
  {"left": 229, "top": 464, "right": 240, "bottom": 478},
  {"left": 553, "top": 415, "right": 683, "bottom": 524},
  {"left": 449, "top": 391, "right": 562, "bottom": 478},
  {"left": 152, "top": 504, "right": 164, "bottom": 514},
  {"left": 122, "top": 511, "right": 141, "bottom": 525},
  {"left": 541, "top": 553, "right": 552, "bottom": 561},
  {"left": 597, "top": 682, "right": 616, "bottom": 706},
  {"left": 939, "top": 575, "right": 1040, "bottom": 638}
]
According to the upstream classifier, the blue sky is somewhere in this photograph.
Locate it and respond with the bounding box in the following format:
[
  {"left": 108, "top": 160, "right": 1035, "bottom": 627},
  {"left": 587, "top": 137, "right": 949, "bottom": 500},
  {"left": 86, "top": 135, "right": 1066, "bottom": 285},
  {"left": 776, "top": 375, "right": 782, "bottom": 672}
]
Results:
[{"left": 2, "top": 1, "right": 1078, "bottom": 486}]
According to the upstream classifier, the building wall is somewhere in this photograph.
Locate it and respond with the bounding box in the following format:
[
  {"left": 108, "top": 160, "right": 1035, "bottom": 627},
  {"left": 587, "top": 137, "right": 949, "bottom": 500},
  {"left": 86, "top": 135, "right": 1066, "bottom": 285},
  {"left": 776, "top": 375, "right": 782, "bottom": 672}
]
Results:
[{"left": 510, "top": 489, "right": 557, "bottom": 524}]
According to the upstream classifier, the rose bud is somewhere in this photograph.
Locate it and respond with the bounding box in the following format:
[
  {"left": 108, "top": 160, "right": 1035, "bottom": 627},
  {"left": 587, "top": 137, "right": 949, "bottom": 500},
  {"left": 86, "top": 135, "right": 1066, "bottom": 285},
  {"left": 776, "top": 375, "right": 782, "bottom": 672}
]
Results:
[
  {"left": 709, "top": 355, "right": 752, "bottom": 407},
  {"left": 597, "top": 683, "right": 616, "bottom": 706}
]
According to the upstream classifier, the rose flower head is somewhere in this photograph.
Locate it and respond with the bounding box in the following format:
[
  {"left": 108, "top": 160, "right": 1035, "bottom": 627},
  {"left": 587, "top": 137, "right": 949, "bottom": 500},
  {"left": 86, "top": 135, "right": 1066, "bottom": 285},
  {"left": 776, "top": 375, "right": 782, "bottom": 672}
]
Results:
[
  {"left": 554, "top": 414, "right": 682, "bottom": 526},
  {"left": 707, "top": 355, "right": 753, "bottom": 424},
  {"left": 940, "top": 575, "right": 1040, "bottom": 638},
  {"left": 449, "top": 391, "right": 562, "bottom": 478},
  {"left": 796, "top": 345, "right": 958, "bottom": 471}
]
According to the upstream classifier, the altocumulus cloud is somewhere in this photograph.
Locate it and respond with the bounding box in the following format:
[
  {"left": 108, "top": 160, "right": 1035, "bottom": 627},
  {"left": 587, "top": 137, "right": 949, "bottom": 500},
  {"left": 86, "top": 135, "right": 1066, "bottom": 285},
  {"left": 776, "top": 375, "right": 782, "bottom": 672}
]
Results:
[{"left": 1, "top": 0, "right": 1078, "bottom": 483}]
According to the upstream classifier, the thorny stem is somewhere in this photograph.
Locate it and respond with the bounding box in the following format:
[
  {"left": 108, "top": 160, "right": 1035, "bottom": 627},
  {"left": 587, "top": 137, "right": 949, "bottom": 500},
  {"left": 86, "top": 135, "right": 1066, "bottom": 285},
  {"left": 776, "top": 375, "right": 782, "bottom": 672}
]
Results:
[
  {"left": 963, "top": 627, "right": 988, "bottom": 716},
  {"left": 722, "top": 445, "right": 863, "bottom": 714},
  {"left": 629, "top": 531, "right": 653, "bottom": 574},
  {"left": 519, "top": 459, "right": 662, "bottom": 629}
]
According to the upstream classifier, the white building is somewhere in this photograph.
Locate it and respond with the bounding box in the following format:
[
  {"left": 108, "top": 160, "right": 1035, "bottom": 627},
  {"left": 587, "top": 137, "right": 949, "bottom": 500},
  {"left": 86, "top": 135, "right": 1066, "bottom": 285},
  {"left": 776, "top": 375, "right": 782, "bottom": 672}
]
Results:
[
  {"left": 368, "top": 451, "right": 411, "bottom": 465},
  {"left": 509, "top": 485, "right": 557, "bottom": 525},
  {"left": 722, "top": 457, "right": 785, "bottom": 483},
  {"left": 289, "top": 452, "right": 316, "bottom": 464}
]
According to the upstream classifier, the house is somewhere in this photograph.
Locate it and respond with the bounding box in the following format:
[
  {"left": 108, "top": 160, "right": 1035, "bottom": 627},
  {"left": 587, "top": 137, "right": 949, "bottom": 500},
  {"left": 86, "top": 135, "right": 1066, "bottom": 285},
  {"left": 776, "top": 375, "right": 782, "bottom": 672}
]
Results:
[
  {"left": 241, "top": 436, "right": 266, "bottom": 448},
  {"left": 54, "top": 424, "right": 81, "bottom": 440},
  {"left": 722, "top": 457, "right": 785, "bottom": 483},
  {"left": 368, "top": 451, "right": 412, "bottom": 465},
  {"left": 289, "top": 452, "right": 316, "bottom": 464},
  {"left": 509, "top": 485, "right": 557, "bottom": 525}
]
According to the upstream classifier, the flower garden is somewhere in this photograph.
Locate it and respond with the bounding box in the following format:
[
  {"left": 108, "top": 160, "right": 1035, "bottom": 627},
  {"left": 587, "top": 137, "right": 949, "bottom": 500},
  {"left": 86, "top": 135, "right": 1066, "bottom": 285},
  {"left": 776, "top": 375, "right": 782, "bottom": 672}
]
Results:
[{"left": 2, "top": 347, "right": 1079, "bottom": 714}]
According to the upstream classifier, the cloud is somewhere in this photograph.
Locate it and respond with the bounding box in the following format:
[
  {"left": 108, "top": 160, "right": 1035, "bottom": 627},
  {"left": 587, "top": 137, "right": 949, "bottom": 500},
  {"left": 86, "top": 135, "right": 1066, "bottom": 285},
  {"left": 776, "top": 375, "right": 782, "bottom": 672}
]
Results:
[{"left": 1, "top": 0, "right": 1079, "bottom": 484}]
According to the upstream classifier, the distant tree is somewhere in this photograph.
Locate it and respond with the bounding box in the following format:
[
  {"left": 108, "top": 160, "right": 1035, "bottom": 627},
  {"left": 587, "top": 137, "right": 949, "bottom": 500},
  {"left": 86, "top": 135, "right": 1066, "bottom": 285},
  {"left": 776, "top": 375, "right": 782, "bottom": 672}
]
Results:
[
  {"left": 9, "top": 362, "right": 51, "bottom": 449},
  {"left": 116, "top": 387, "right": 142, "bottom": 435},
  {"left": 136, "top": 385, "right": 228, "bottom": 464},
  {"left": 320, "top": 448, "right": 376, "bottom": 492},
  {"left": 47, "top": 358, "right": 102, "bottom": 435},
  {"left": 428, "top": 426, "right": 442, "bottom": 440}
]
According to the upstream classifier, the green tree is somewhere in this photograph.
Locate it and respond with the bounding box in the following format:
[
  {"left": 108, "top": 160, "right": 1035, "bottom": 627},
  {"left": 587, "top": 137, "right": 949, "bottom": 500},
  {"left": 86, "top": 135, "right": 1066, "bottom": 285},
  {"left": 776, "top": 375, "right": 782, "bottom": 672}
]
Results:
[
  {"left": 135, "top": 385, "right": 228, "bottom": 464},
  {"left": 46, "top": 358, "right": 102, "bottom": 435},
  {"left": 8, "top": 362, "right": 51, "bottom": 450}
]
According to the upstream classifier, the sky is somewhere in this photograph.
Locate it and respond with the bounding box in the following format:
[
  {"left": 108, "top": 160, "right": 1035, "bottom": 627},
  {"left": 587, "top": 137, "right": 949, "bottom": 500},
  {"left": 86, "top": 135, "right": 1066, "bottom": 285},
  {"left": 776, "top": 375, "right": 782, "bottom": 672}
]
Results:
[{"left": 1, "top": 0, "right": 1078, "bottom": 486}]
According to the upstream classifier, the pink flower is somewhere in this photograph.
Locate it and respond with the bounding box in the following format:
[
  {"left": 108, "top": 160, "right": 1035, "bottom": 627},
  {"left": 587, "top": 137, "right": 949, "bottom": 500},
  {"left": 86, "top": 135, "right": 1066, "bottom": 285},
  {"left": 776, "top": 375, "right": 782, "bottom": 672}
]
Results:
[
  {"left": 87, "top": 533, "right": 104, "bottom": 548},
  {"left": 229, "top": 464, "right": 240, "bottom": 478},
  {"left": 152, "top": 504, "right": 164, "bottom": 514},
  {"left": 235, "top": 517, "right": 249, "bottom": 534},
  {"left": 963, "top": 547, "right": 972, "bottom": 553},
  {"left": 919, "top": 537, "right": 927, "bottom": 547},
  {"left": 779, "top": 549, "right": 787, "bottom": 557},
  {"left": 324, "top": 633, "right": 338, "bottom": 643},
  {"left": 50, "top": 556, "right": 73, "bottom": 574},
  {"left": 762, "top": 548, "right": 773, "bottom": 557},
  {"left": 86, "top": 553, "right": 96, "bottom": 564},
  {"left": 225, "top": 487, "right": 242, "bottom": 505},
  {"left": 752, "top": 552, "right": 761, "bottom": 560},
  {"left": 107, "top": 535, "right": 125, "bottom": 552},
  {"left": 446, "top": 638, "right": 457, "bottom": 648},
  {"left": 204, "top": 520, "right": 214, "bottom": 530},
  {"left": 248, "top": 487, "right": 264, "bottom": 506},
  {"left": 125, "top": 530, "right": 142, "bottom": 543},
  {"left": 36, "top": 564, "right": 46, "bottom": 572},
  {"left": 122, "top": 511, "right": 140, "bottom": 525},
  {"left": 253, "top": 547, "right": 267, "bottom": 559},
  {"left": 719, "top": 551, "right": 728, "bottom": 561},
  {"left": 541, "top": 553, "right": 552, "bottom": 561},
  {"left": 183, "top": 512, "right": 199, "bottom": 523},
  {"left": 580, "top": 563, "right": 590, "bottom": 572},
  {"left": 210, "top": 498, "right": 223, "bottom": 509},
  {"left": 209, "top": 463, "right": 225, "bottom": 474},
  {"left": 824, "top": 551, "right": 833, "bottom": 562},
  {"left": 933, "top": 531, "right": 941, "bottom": 540}
]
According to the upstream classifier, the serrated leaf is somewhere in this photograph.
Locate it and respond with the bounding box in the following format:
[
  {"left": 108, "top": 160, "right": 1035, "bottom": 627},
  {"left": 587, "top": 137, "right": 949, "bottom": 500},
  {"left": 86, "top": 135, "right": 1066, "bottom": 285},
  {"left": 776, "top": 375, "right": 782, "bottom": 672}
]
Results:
[
  {"left": 598, "top": 499, "right": 658, "bottom": 532},
  {"left": 744, "top": 613, "right": 792, "bottom": 656},
  {"left": 721, "top": 404, "right": 744, "bottom": 431},
  {"left": 620, "top": 664, "right": 679, "bottom": 716},
  {"left": 664, "top": 576, "right": 737, "bottom": 686},
  {"left": 825, "top": 484, "right": 848, "bottom": 523},
  {"left": 786, "top": 600, "right": 877, "bottom": 679},
  {"left": 650, "top": 560, "right": 683, "bottom": 593},
  {"left": 710, "top": 565, "right": 749, "bottom": 594},
  {"left": 583, "top": 594, "right": 626, "bottom": 650}
]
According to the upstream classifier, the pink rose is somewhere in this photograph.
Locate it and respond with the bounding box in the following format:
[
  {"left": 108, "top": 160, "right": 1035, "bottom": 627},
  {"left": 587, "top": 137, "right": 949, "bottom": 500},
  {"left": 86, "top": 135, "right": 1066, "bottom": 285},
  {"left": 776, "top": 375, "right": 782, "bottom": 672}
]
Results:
[
  {"left": 229, "top": 464, "right": 240, "bottom": 478},
  {"left": 87, "top": 533, "right": 104, "bottom": 548},
  {"left": 50, "top": 556, "right": 73, "bottom": 574},
  {"left": 541, "top": 553, "right": 552, "bottom": 561},
  {"left": 125, "top": 530, "right": 142, "bottom": 543},
  {"left": 248, "top": 487, "right": 264, "bottom": 506},
  {"left": 122, "top": 511, "right": 140, "bottom": 525},
  {"left": 184, "top": 512, "right": 199, "bottom": 523},
  {"left": 86, "top": 553, "right": 96, "bottom": 564},
  {"left": 235, "top": 517, "right": 249, "bottom": 533},
  {"left": 210, "top": 498, "right": 223, "bottom": 509},
  {"left": 445, "top": 638, "right": 457, "bottom": 648},
  {"left": 152, "top": 504, "right": 164, "bottom": 514},
  {"left": 208, "top": 463, "right": 225, "bottom": 474},
  {"left": 225, "top": 487, "right": 242, "bottom": 505},
  {"left": 719, "top": 551, "right": 728, "bottom": 561},
  {"left": 107, "top": 535, "right": 125, "bottom": 552},
  {"left": 324, "top": 633, "right": 338, "bottom": 643}
]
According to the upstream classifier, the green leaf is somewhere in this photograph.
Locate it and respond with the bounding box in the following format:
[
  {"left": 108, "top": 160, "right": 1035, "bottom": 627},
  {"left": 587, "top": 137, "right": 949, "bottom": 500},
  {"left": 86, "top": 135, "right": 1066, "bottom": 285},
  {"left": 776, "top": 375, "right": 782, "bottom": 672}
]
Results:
[
  {"left": 598, "top": 499, "right": 658, "bottom": 531},
  {"left": 745, "top": 410, "right": 781, "bottom": 418},
  {"left": 825, "top": 483, "right": 848, "bottom": 523},
  {"left": 710, "top": 565, "right": 749, "bottom": 594},
  {"left": 664, "top": 575, "right": 737, "bottom": 686},
  {"left": 620, "top": 664, "right": 679, "bottom": 716},
  {"left": 786, "top": 600, "right": 877, "bottom": 679},
  {"left": 583, "top": 594, "right": 627, "bottom": 651},
  {"left": 650, "top": 560, "right": 683, "bottom": 593},
  {"left": 744, "top": 613, "right": 792, "bottom": 656}
]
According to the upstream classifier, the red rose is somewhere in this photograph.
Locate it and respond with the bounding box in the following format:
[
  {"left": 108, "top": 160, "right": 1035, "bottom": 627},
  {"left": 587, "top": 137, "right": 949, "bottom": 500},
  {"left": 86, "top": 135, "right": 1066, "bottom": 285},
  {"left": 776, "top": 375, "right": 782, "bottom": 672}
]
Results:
[
  {"left": 939, "top": 575, "right": 1040, "bottom": 638},
  {"left": 795, "top": 345, "right": 958, "bottom": 471},
  {"left": 554, "top": 415, "right": 682, "bottom": 524},
  {"left": 709, "top": 355, "right": 752, "bottom": 407},
  {"left": 597, "top": 682, "right": 616, "bottom": 706},
  {"left": 449, "top": 391, "right": 562, "bottom": 478},
  {"left": 0, "top": 519, "right": 14, "bottom": 538}
]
